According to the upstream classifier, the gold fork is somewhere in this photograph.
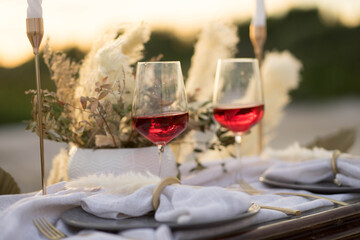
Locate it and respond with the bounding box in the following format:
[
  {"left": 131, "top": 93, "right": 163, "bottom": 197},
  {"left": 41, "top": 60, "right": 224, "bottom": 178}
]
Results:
[{"left": 33, "top": 218, "right": 66, "bottom": 240}]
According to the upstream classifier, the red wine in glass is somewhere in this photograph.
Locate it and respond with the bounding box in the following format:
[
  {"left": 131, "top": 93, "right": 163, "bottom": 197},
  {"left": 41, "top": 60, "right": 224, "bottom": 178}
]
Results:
[
  {"left": 133, "top": 61, "right": 188, "bottom": 177},
  {"left": 132, "top": 112, "right": 189, "bottom": 145},
  {"left": 213, "top": 104, "right": 264, "bottom": 133}
]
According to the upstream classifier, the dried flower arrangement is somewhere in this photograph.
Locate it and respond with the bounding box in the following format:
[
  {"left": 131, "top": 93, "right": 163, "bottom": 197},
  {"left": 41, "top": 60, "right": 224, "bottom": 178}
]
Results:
[
  {"left": 26, "top": 22, "right": 236, "bottom": 153},
  {"left": 27, "top": 23, "right": 155, "bottom": 149},
  {"left": 26, "top": 21, "right": 303, "bottom": 184}
]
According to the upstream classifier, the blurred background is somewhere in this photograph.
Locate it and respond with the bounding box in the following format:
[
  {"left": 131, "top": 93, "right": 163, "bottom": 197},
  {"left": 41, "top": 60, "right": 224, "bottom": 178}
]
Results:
[{"left": 0, "top": 0, "right": 359, "bottom": 193}]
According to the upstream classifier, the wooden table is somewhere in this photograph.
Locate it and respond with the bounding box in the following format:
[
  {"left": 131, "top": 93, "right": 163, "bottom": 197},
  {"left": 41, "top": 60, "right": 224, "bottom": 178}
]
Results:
[{"left": 224, "top": 202, "right": 360, "bottom": 240}]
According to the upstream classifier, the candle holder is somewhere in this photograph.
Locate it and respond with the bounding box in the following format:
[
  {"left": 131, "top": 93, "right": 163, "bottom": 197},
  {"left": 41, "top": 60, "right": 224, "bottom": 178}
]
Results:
[
  {"left": 249, "top": 24, "right": 266, "bottom": 154},
  {"left": 249, "top": 25, "right": 266, "bottom": 65},
  {"left": 26, "top": 18, "right": 46, "bottom": 195}
]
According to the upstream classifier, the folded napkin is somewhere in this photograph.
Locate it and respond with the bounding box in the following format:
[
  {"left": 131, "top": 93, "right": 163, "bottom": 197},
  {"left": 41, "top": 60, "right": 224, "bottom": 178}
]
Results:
[
  {"left": 262, "top": 157, "right": 360, "bottom": 187},
  {"left": 81, "top": 183, "right": 252, "bottom": 223},
  {"left": 0, "top": 182, "right": 91, "bottom": 239},
  {"left": 0, "top": 182, "right": 174, "bottom": 240}
]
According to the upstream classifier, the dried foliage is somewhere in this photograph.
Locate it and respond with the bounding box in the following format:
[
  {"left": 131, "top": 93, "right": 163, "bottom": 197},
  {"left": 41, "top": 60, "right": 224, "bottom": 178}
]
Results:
[
  {"left": 27, "top": 21, "right": 300, "bottom": 165},
  {"left": 26, "top": 23, "right": 225, "bottom": 151},
  {"left": 26, "top": 22, "right": 304, "bottom": 183},
  {"left": 26, "top": 79, "right": 152, "bottom": 148},
  {"left": 27, "top": 22, "right": 240, "bottom": 153},
  {"left": 26, "top": 24, "right": 153, "bottom": 149},
  {"left": 43, "top": 42, "right": 80, "bottom": 105}
]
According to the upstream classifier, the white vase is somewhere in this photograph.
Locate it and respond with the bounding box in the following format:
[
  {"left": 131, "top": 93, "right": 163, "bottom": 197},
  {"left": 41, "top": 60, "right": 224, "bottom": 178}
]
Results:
[{"left": 67, "top": 146, "right": 178, "bottom": 180}]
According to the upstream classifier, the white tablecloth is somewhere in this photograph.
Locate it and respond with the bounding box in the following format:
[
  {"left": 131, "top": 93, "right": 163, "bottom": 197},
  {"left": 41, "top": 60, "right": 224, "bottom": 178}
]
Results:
[{"left": 1, "top": 157, "right": 359, "bottom": 240}]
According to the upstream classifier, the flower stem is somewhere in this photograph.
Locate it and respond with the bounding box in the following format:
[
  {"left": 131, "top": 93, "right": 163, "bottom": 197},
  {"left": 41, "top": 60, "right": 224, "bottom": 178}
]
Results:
[{"left": 97, "top": 103, "right": 118, "bottom": 147}]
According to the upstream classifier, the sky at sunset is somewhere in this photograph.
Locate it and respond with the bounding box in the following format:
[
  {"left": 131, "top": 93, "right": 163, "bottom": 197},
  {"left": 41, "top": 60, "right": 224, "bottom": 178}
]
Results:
[{"left": 0, "top": 0, "right": 359, "bottom": 68}]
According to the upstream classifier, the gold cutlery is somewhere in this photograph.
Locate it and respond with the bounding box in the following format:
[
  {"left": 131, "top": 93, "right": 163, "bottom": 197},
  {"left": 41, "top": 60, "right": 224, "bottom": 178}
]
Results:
[{"left": 33, "top": 218, "right": 66, "bottom": 240}]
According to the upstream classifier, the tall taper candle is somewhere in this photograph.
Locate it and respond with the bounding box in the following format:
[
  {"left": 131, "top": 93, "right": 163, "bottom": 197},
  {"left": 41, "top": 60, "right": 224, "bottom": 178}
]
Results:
[
  {"left": 250, "top": 0, "right": 267, "bottom": 154},
  {"left": 27, "top": 0, "right": 43, "bottom": 18},
  {"left": 27, "top": 0, "right": 46, "bottom": 195},
  {"left": 252, "top": 0, "right": 266, "bottom": 27},
  {"left": 250, "top": 0, "right": 267, "bottom": 65}
]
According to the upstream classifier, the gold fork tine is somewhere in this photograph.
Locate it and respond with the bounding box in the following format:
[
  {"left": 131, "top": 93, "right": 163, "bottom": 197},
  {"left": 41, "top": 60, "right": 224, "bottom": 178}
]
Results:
[
  {"left": 38, "top": 218, "right": 58, "bottom": 237},
  {"left": 41, "top": 218, "right": 66, "bottom": 238},
  {"left": 33, "top": 218, "right": 66, "bottom": 240},
  {"left": 33, "top": 219, "right": 53, "bottom": 239}
]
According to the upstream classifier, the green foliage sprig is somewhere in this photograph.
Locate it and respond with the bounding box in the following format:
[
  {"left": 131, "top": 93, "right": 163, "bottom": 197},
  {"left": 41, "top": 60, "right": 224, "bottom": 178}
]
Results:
[{"left": 25, "top": 79, "right": 153, "bottom": 149}]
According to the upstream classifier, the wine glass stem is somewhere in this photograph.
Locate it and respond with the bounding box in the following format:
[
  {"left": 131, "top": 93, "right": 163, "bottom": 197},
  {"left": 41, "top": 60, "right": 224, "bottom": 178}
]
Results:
[
  {"left": 235, "top": 133, "right": 242, "bottom": 181},
  {"left": 157, "top": 144, "right": 165, "bottom": 177}
]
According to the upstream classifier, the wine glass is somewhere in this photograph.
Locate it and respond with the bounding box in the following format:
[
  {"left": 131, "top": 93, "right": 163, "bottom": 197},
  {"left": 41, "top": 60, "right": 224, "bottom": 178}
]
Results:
[
  {"left": 213, "top": 58, "right": 264, "bottom": 179},
  {"left": 132, "top": 61, "right": 189, "bottom": 177}
]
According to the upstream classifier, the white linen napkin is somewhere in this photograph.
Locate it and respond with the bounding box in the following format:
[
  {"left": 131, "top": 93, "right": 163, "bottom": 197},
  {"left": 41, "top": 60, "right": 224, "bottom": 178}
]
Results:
[
  {"left": 0, "top": 182, "right": 172, "bottom": 240},
  {"left": 0, "top": 182, "right": 90, "bottom": 239},
  {"left": 81, "top": 184, "right": 252, "bottom": 224},
  {"left": 262, "top": 157, "right": 360, "bottom": 187}
]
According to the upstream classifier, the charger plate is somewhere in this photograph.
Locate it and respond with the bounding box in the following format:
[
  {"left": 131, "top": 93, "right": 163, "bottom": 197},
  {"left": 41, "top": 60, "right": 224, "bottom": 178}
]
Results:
[
  {"left": 61, "top": 203, "right": 260, "bottom": 231},
  {"left": 260, "top": 176, "right": 360, "bottom": 194}
]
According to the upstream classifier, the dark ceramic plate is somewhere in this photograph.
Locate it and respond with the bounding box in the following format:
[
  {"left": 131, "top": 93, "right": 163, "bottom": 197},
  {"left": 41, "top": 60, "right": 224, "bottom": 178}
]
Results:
[
  {"left": 260, "top": 176, "right": 360, "bottom": 194},
  {"left": 61, "top": 203, "right": 260, "bottom": 231}
]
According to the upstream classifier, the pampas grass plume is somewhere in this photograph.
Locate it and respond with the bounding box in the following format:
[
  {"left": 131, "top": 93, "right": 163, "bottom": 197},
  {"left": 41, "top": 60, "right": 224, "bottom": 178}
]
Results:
[
  {"left": 186, "top": 21, "right": 239, "bottom": 101},
  {"left": 66, "top": 172, "right": 160, "bottom": 195},
  {"left": 262, "top": 143, "right": 332, "bottom": 162},
  {"left": 47, "top": 148, "right": 69, "bottom": 185}
]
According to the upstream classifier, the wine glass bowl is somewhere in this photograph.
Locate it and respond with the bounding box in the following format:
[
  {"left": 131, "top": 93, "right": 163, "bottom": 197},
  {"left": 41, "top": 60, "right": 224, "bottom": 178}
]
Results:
[{"left": 131, "top": 61, "right": 188, "bottom": 177}]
